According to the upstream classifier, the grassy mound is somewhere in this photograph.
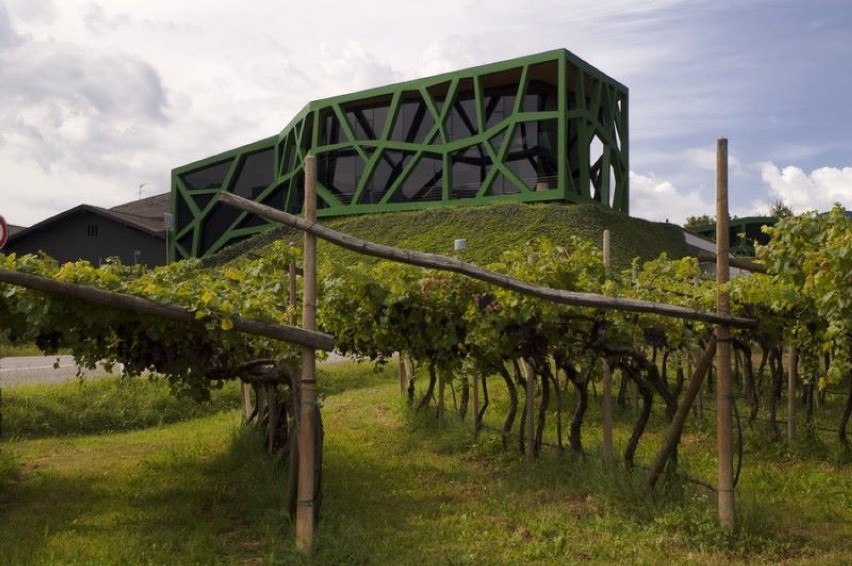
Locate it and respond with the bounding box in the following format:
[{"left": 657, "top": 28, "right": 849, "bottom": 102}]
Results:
[{"left": 204, "top": 202, "right": 688, "bottom": 269}]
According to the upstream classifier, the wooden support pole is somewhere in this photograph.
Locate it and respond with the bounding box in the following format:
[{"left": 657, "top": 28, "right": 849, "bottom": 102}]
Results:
[
  {"left": 788, "top": 346, "right": 798, "bottom": 444},
  {"left": 216, "top": 192, "right": 756, "bottom": 329},
  {"left": 715, "top": 138, "right": 735, "bottom": 531},
  {"left": 523, "top": 359, "right": 536, "bottom": 460},
  {"left": 296, "top": 155, "right": 318, "bottom": 554},
  {"left": 471, "top": 368, "right": 480, "bottom": 436},
  {"left": 601, "top": 229, "right": 614, "bottom": 470},
  {"left": 438, "top": 371, "right": 446, "bottom": 426},
  {"left": 0, "top": 267, "right": 334, "bottom": 351},
  {"left": 398, "top": 353, "right": 408, "bottom": 396},
  {"left": 240, "top": 381, "right": 253, "bottom": 422},
  {"left": 266, "top": 383, "right": 278, "bottom": 453},
  {"left": 288, "top": 256, "right": 298, "bottom": 327}
]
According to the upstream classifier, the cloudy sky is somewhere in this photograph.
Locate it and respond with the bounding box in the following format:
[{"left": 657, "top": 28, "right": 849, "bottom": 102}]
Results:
[{"left": 1, "top": 0, "right": 850, "bottom": 228}]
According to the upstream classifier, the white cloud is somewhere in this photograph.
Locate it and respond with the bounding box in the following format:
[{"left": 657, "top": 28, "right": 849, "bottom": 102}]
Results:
[
  {"left": 0, "top": 2, "right": 20, "bottom": 48},
  {"left": 316, "top": 43, "right": 400, "bottom": 97},
  {"left": 0, "top": 38, "right": 167, "bottom": 178},
  {"left": 1, "top": 0, "right": 850, "bottom": 235},
  {"left": 760, "top": 162, "right": 852, "bottom": 213},
  {"left": 682, "top": 147, "right": 741, "bottom": 172},
  {"left": 628, "top": 171, "right": 715, "bottom": 224},
  {"left": 4, "top": 0, "right": 54, "bottom": 26}
]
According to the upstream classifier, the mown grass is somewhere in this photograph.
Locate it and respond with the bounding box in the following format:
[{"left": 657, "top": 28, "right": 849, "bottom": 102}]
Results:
[{"left": 1, "top": 360, "right": 850, "bottom": 564}]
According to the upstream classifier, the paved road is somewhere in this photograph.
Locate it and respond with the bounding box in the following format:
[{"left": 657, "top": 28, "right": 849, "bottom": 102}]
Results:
[
  {"left": 0, "top": 352, "right": 352, "bottom": 388},
  {"left": 0, "top": 355, "right": 118, "bottom": 388}
]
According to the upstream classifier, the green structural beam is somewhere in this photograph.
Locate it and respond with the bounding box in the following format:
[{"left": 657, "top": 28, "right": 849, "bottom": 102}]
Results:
[{"left": 171, "top": 49, "right": 629, "bottom": 259}]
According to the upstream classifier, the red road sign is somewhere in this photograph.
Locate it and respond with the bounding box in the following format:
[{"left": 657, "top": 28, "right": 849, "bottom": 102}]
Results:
[{"left": 0, "top": 215, "right": 7, "bottom": 249}]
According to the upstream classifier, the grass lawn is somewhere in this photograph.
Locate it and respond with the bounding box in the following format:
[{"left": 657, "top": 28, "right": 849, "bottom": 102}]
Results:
[{"left": 1, "top": 361, "right": 850, "bottom": 564}]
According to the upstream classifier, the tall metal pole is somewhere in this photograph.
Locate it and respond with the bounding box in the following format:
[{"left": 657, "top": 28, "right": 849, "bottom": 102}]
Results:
[
  {"left": 296, "top": 155, "right": 318, "bottom": 554},
  {"left": 601, "top": 229, "right": 614, "bottom": 470},
  {"left": 715, "top": 138, "right": 735, "bottom": 530}
]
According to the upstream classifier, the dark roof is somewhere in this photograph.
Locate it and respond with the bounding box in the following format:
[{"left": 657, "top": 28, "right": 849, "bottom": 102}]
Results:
[
  {"left": 7, "top": 224, "right": 24, "bottom": 236},
  {"left": 108, "top": 193, "right": 171, "bottom": 233},
  {"left": 7, "top": 193, "right": 171, "bottom": 243}
]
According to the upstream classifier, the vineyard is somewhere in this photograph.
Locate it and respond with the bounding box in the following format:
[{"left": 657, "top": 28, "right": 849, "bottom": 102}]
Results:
[{"left": 0, "top": 198, "right": 850, "bottom": 555}]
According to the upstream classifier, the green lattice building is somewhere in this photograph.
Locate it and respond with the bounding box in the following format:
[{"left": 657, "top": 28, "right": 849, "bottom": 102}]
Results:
[{"left": 171, "top": 49, "right": 629, "bottom": 259}]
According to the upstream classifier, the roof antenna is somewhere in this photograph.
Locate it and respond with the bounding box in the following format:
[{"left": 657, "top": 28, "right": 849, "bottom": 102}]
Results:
[{"left": 138, "top": 183, "right": 146, "bottom": 200}]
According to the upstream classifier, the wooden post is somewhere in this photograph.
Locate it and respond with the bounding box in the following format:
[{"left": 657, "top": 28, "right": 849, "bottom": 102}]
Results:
[
  {"left": 240, "top": 381, "right": 253, "bottom": 422},
  {"left": 398, "top": 353, "right": 408, "bottom": 395},
  {"left": 601, "top": 229, "right": 614, "bottom": 470},
  {"left": 788, "top": 346, "right": 798, "bottom": 444},
  {"left": 523, "top": 359, "right": 535, "bottom": 459},
  {"left": 296, "top": 155, "right": 318, "bottom": 554},
  {"left": 471, "top": 368, "right": 480, "bottom": 436},
  {"left": 266, "top": 383, "right": 278, "bottom": 453},
  {"left": 288, "top": 252, "right": 298, "bottom": 326},
  {"left": 437, "top": 371, "right": 445, "bottom": 426},
  {"left": 715, "top": 138, "right": 735, "bottom": 530}
]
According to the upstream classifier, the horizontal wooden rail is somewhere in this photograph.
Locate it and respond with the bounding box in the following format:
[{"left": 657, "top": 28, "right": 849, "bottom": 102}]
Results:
[
  {"left": 696, "top": 251, "right": 767, "bottom": 274},
  {"left": 218, "top": 192, "right": 757, "bottom": 328},
  {"left": 0, "top": 267, "right": 335, "bottom": 351}
]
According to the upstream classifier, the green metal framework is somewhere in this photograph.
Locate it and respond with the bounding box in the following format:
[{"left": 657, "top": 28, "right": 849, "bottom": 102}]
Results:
[
  {"left": 691, "top": 216, "right": 778, "bottom": 257},
  {"left": 171, "top": 50, "right": 628, "bottom": 259}
]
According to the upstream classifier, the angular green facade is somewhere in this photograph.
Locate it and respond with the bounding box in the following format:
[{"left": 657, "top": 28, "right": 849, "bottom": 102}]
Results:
[{"left": 171, "top": 49, "right": 628, "bottom": 259}]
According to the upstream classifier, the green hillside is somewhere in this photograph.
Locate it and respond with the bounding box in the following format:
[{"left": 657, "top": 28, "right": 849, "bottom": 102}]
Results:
[{"left": 205, "top": 202, "right": 688, "bottom": 269}]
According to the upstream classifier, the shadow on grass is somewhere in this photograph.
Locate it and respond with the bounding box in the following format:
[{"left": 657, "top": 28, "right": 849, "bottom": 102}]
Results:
[
  {"left": 0, "top": 421, "right": 296, "bottom": 564},
  {"left": 2, "top": 377, "right": 241, "bottom": 439}
]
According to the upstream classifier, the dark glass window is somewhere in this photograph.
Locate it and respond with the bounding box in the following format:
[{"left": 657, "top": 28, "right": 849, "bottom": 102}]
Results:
[
  {"left": 87, "top": 224, "right": 98, "bottom": 237},
  {"left": 427, "top": 81, "right": 451, "bottom": 117},
  {"left": 521, "top": 80, "right": 558, "bottom": 113},
  {"left": 300, "top": 115, "right": 314, "bottom": 152},
  {"left": 487, "top": 173, "right": 520, "bottom": 196},
  {"left": 360, "top": 151, "right": 413, "bottom": 204},
  {"left": 390, "top": 153, "right": 442, "bottom": 202},
  {"left": 193, "top": 193, "right": 215, "bottom": 211},
  {"left": 390, "top": 94, "right": 435, "bottom": 144},
  {"left": 285, "top": 174, "right": 305, "bottom": 215},
  {"left": 445, "top": 89, "right": 478, "bottom": 142},
  {"left": 451, "top": 144, "right": 489, "bottom": 199},
  {"left": 176, "top": 194, "right": 193, "bottom": 231},
  {"left": 505, "top": 120, "right": 558, "bottom": 190},
  {"left": 180, "top": 159, "right": 233, "bottom": 190},
  {"left": 344, "top": 103, "right": 389, "bottom": 141},
  {"left": 320, "top": 110, "right": 342, "bottom": 145},
  {"left": 280, "top": 132, "right": 297, "bottom": 175},
  {"left": 201, "top": 204, "right": 239, "bottom": 254},
  {"left": 320, "top": 149, "right": 363, "bottom": 204},
  {"left": 232, "top": 149, "right": 274, "bottom": 199},
  {"left": 178, "top": 232, "right": 193, "bottom": 254},
  {"left": 485, "top": 92, "right": 516, "bottom": 129}
]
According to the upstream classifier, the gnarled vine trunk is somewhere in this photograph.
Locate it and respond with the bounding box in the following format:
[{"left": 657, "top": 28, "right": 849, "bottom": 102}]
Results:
[
  {"left": 839, "top": 373, "right": 852, "bottom": 449},
  {"left": 476, "top": 372, "right": 489, "bottom": 433},
  {"left": 535, "top": 363, "right": 550, "bottom": 456},
  {"left": 622, "top": 362, "right": 653, "bottom": 469},
  {"left": 416, "top": 363, "right": 438, "bottom": 412},
  {"left": 567, "top": 368, "right": 589, "bottom": 455},
  {"left": 767, "top": 347, "right": 783, "bottom": 441},
  {"left": 499, "top": 366, "right": 518, "bottom": 450}
]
